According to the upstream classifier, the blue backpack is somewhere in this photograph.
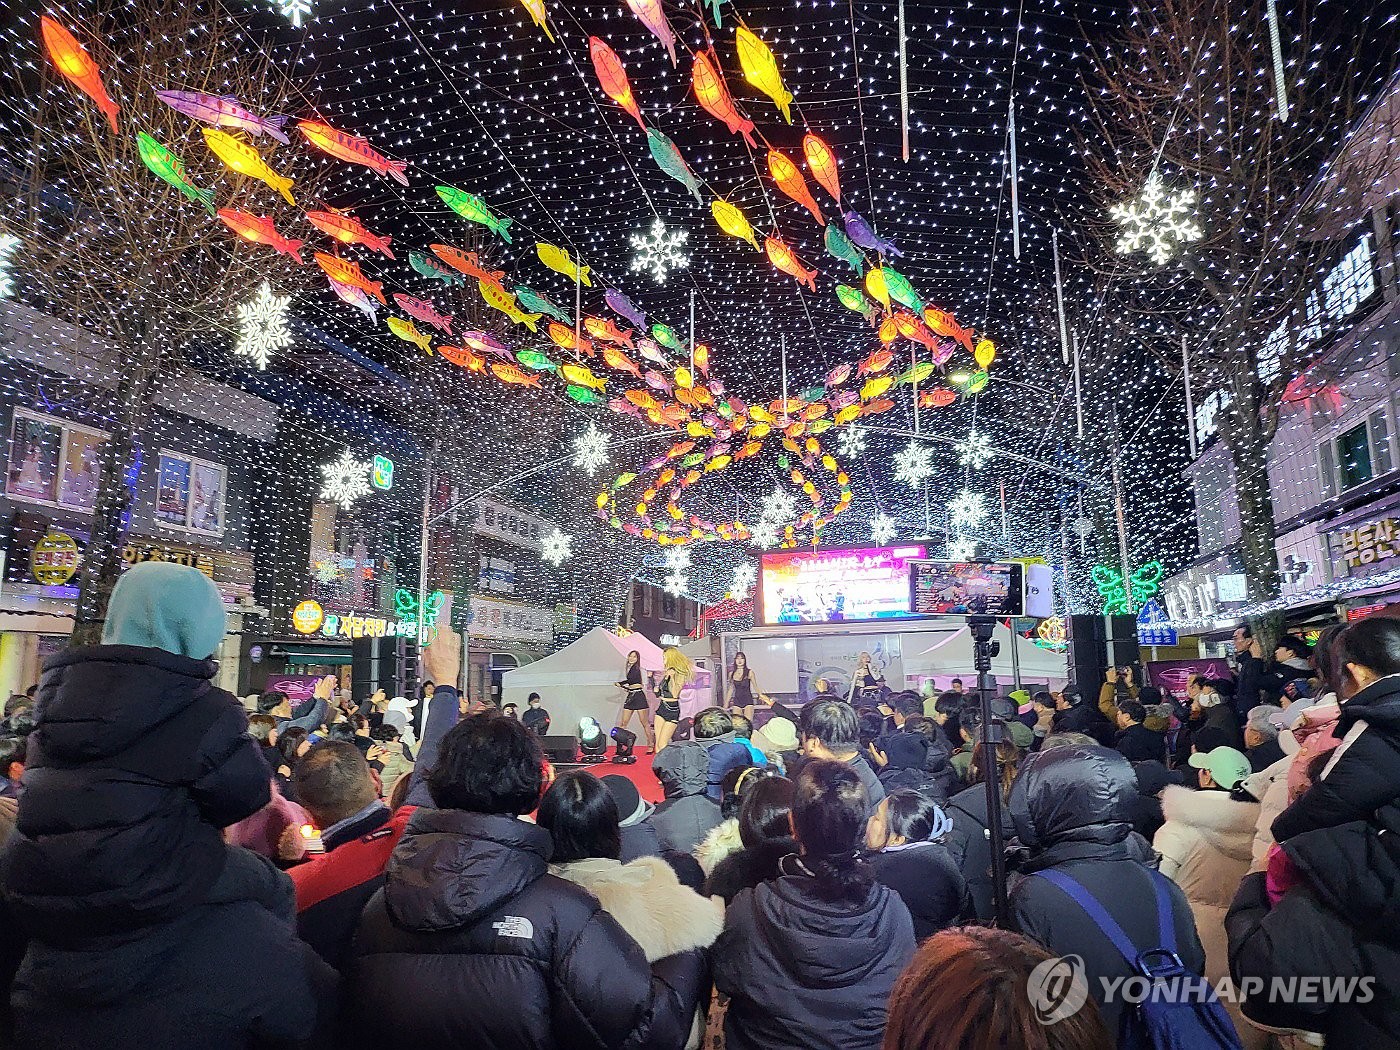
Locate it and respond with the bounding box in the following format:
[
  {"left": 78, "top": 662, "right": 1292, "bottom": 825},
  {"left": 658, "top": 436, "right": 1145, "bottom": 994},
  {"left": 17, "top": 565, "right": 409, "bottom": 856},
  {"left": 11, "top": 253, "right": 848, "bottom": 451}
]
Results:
[{"left": 1035, "top": 869, "right": 1243, "bottom": 1050}]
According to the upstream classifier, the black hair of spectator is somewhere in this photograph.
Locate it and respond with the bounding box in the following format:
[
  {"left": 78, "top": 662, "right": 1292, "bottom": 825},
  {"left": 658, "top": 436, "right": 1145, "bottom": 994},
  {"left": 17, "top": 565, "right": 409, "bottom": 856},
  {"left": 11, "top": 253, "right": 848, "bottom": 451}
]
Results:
[
  {"left": 791, "top": 758, "right": 873, "bottom": 903},
  {"left": 426, "top": 712, "right": 544, "bottom": 815},
  {"left": 694, "top": 706, "right": 733, "bottom": 739},
  {"left": 257, "top": 690, "right": 288, "bottom": 714},
  {"left": 890, "top": 691, "right": 924, "bottom": 719},
  {"left": 537, "top": 769, "right": 621, "bottom": 863},
  {"left": 1117, "top": 700, "right": 1146, "bottom": 725},
  {"left": 800, "top": 699, "right": 860, "bottom": 751}
]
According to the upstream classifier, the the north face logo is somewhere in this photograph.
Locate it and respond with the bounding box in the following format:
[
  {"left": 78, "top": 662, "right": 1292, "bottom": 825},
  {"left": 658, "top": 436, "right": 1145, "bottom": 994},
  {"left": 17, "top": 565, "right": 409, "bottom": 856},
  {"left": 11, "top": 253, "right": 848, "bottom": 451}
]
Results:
[{"left": 492, "top": 916, "right": 535, "bottom": 939}]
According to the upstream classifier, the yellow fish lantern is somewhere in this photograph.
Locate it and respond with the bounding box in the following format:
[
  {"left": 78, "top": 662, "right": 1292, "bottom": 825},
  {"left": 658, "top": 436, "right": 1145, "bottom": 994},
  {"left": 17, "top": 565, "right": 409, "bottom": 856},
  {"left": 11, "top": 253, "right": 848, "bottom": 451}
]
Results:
[
  {"left": 674, "top": 365, "right": 695, "bottom": 389},
  {"left": 536, "top": 242, "right": 592, "bottom": 285},
  {"left": 864, "top": 267, "right": 892, "bottom": 311},
  {"left": 685, "top": 420, "right": 711, "bottom": 438},
  {"left": 735, "top": 26, "right": 793, "bottom": 124},
  {"left": 974, "top": 337, "right": 996, "bottom": 369},
  {"left": 636, "top": 501, "right": 648, "bottom": 516},
  {"left": 711, "top": 198, "right": 759, "bottom": 250},
  {"left": 596, "top": 491, "right": 610, "bottom": 509},
  {"left": 748, "top": 404, "right": 775, "bottom": 424},
  {"left": 821, "top": 453, "right": 838, "bottom": 471},
  {"left": 749, "top": 422, "right": 772, "bottom": 438},
  {"left": 202, "top": 128, "right": 295, "bottom": 205}
]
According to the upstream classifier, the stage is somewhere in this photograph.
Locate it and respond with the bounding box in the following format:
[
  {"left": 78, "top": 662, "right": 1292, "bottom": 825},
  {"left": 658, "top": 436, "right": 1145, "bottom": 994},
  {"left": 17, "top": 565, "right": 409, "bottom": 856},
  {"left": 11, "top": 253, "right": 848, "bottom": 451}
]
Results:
[{"left": 560, "top": 746, "right": 665, "bottom": 804}]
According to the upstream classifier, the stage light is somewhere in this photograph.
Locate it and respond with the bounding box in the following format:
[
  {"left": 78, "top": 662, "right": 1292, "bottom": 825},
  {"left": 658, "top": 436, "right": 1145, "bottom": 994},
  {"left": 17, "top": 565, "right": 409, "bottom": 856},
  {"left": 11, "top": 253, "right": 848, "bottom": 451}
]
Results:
[
  {"left": 610, "top": 725, "right": 637, "bottom": 764},
  {"left": 578, "top": 717, "right": 606, "bottom": 764}
]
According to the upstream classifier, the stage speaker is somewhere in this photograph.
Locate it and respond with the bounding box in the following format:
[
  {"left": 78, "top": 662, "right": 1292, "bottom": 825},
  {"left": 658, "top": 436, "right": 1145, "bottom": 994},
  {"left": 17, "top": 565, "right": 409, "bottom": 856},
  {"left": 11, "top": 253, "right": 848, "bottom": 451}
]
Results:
[
  {"left": 540, "top": 735, "right": 578, "bottom": 764},
  {"left": 352, "top": 636, "right": 420, "bottom": 706},
  {"left": 1024, "top": 563, "right": 1054, "bottom": 618},
  {"left": 1066, "top": 615, "right": 1106, "bottom": 693},
  {"left": 1106, "top": 615, "right": 1141, "bottom": 673}
]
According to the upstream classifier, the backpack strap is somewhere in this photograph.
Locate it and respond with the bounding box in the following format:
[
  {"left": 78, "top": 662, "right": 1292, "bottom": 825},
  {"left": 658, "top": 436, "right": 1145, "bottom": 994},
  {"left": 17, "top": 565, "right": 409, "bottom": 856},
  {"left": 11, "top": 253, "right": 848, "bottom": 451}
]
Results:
[
  {"left": 1147, "top": 868, "right": 1177, "bottom": 954},
  {"left": 1033, "top": 869, "right": 1141, "bottom": 966}
]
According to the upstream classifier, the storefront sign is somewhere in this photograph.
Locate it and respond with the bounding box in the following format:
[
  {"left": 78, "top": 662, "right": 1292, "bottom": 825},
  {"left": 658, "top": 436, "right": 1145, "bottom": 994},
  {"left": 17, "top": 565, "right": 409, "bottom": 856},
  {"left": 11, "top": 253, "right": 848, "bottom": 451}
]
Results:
[
  {"left": 478, "top": 555, "right": 516, "bottom": 594},
  {"left": 291, "top": 600, "right": 325, "bottom": 634},
  {"left": 1338, "top": 517, "right": 1399, "bottom": 571},
  {"left": 1346, "top": 602, "right": 1389, "bottom": 622},
  {"left": 371, "top": 455, "right": 394, "bottom": 490},
  {"left": 122, "top": 539, "right": 215, "bottom": 577},
  {"left": 467, "top": 594, "right": 553, "bottom": 642},
  {"left": 30, "top": 530, "right": 80, "bottom": 585},
  {"left": 473, "top": 497, "right": 548, "bottom": 553},
  {"left": 1146, "top": 658, "right": 1233, "bottom": 706},
  {"left": 1135, "top": 599, "right": 1178, "bottom": 647},
  {"left": 1161, "top": 551, "right": 1248, "bottom": 622}
]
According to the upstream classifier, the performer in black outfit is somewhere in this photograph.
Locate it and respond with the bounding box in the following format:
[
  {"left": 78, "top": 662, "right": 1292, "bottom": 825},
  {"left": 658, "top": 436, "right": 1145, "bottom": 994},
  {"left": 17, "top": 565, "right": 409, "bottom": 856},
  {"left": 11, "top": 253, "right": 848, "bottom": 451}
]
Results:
[
  {"left": 727, "top": 651, "right": 764, "bottom": 721},
  {"left": 613, "top": 649, "right": 655, "bottom": 752},
  {"left": 849, "top": 650, "right": 885, "bottom": 704}
]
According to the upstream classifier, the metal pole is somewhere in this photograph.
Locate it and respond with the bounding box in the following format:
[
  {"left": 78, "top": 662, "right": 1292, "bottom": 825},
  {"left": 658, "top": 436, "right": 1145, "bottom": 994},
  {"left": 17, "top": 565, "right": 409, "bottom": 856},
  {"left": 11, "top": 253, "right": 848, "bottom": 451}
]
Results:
[
  {"left": 1010, "top": 612, "right": 1023, "bottom": 692},
  {"left": 1053, "top": 229, "right": 1070, "bottom": 365},
  {"left": 1182, "top": 334, "right": 1198, "bottom": 459},
  {"left": 1008, "top": 95, "right": 1020, "bottom": 260},
  {"left": 1060, "top": 505, "right": 1073, "bottom": 615},
  {"left": 780, "top": 334, "right": 788, "bottom": 413},
  {"left": 970, "top": 617, "right": 1009, "bottom": 927},
  {"left": 897, "top": 0, "right": 910, "bottom": 162},
  {"left": 1071, "top": 330, "right": 1084, "bottom": 441},
  {"left": 689, "top": 288, "right": 696, "bottom": 376},
  {"left": 1111, "top": 451, "right": 1135, "bottom": 615}
]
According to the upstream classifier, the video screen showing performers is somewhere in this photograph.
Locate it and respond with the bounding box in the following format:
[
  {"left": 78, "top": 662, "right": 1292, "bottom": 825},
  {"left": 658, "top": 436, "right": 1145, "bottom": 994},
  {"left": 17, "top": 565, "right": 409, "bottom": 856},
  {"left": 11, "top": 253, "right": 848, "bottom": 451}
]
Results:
[
  {"left": 909, "top": 560, "right": 1022, "bottom": 617},
  {"left": 757, "top": 544, "right": 928, "bottom": 625}
]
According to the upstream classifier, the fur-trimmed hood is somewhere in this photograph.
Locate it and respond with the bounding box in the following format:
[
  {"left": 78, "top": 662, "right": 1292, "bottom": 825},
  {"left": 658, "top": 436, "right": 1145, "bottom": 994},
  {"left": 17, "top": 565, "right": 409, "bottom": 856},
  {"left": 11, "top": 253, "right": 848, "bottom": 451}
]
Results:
[
  {"left": 694, "top": 817, "right": 743, "bottom": 875},
  {"left": 1160, "top": 785, "right": 1257, "bottom": 862},
  {"left": 552, "top": 855, "right": 724, "bottom": 963}
]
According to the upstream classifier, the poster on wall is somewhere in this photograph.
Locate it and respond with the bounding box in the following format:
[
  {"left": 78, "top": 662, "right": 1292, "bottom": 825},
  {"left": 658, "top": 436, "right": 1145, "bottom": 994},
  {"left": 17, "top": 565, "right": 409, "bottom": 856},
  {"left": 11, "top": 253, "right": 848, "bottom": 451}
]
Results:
[
  {"left": 155, "top": 455, "right": 190, "bottom": 526},
  {"left": 189, "top": 461, "right": 225, "bottom": 533},
  {"left": 1146, "top": 658, "right": 1233, "bottom": 706},
  {"left": 7, "top": 413, "right": 62, "bottom": 502},
  {"left": 58, "top": 430, "right": 104, "bottom": 510},
  {"left": 757, "top": 544, "right": 928, "bottom": 626}
]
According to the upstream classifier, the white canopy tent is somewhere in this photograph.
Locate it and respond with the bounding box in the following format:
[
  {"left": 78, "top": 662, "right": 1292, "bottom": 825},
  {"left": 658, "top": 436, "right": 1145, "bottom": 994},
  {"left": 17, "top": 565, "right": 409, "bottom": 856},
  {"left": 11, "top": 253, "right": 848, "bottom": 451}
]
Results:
[{"left": 900, "top": 621, "right": 1067, "bottom": 686}]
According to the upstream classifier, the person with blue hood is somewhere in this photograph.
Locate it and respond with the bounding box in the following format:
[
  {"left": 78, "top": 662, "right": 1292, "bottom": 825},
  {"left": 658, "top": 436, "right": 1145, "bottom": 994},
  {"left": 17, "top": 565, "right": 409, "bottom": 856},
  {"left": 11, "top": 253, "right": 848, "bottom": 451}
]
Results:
[{"left": 0, "top": 562, "right": 335, "bottom": 1050}]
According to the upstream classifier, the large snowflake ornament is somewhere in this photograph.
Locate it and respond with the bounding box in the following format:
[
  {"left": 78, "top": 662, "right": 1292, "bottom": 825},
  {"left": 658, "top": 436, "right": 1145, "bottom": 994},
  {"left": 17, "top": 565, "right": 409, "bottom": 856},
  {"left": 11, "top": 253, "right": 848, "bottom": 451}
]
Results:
[
  {"left": 1110, "top": 172, "right": 1203, "bottom": 266},
  {"left": 948, "top": 489, "right": 987, "bottom": 529},
  {"left": 541, "top": 528, "right": 573, "bottom": 566},
  {"left": 892, "top": 440, "right": 935, "bottom": 490},
  {"left": 234, "top": 281, "right": 293, "bottom": 370},
  {"left": 274, "top": 0, "right": 312, "bottom": 27},
  {"left": 630, "top": 219, "right": 689, "bottom": 284},
  {"left": 870, "top": 513, "right": 896, "bottom": 545},
  {"left": 749, "top": 519, "right": 780, "bottom": 549},
  {"left": 956, "top": 430, "right": 994, "bottom": 470},
  {"left": 663, "top": 572, "right": 689, "bottom": 597},
  {"left": 947, "top": 535, "right": 978, "bottom": 561},
  {"left": 837, "top": 426, "right": 868, "bottom": 459},
  {"left": 664, "top": 546, "right": 693, "bottom": 573},
  {"left": 571, "top": 421, "right": 610, "bottom": 476},
  {"left": 758, "top": 485, "right": 798, "bottom": 525},
  {"left": 319, "top": 449, "right": 372, "bottom": 509},
  {"left": 730, "top": 561, "right": 757, "bottom": 599}
]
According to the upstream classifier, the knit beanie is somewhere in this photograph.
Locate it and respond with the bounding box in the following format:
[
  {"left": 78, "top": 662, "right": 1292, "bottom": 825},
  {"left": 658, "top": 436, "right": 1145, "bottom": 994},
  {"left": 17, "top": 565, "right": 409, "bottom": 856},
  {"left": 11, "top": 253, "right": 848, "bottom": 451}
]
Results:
[{"left": 102, "top": 562, "right": 227, "bottom": 660}]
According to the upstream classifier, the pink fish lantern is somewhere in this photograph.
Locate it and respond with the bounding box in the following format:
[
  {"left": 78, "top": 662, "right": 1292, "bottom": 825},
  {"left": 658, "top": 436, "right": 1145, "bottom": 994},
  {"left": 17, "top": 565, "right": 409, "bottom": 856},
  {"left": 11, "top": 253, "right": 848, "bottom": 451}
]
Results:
[
  {"left": 645, "top": 453, "right": 670, "bottom": 471},
  {"left": 930, "top": 339, "right": 956, "bottom": 367},
  {"left": 828, "top": 389, "right": 860, "bottom": 410},
  {"left": 644, "top": 369, "right": 673, "bottom": 393},
  {"left": 623, "top": 523, "right": 642, "bottom": 536},
  {"left": 709, "top": 379, "right": 725, "bottom": 396}
]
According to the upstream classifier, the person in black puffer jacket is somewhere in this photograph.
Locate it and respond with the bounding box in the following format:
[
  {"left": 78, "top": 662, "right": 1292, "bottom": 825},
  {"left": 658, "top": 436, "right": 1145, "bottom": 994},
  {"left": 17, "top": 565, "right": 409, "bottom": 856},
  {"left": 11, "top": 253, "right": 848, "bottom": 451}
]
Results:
[
  {"left": 652, "top": 739, "right": 723, "bottom": 854},
  {"left": 865, "top": 790, "right": 966, "bottom": 940},
  {"left": 705, "top": 775, "right": 796, "bottom": 904},
  {"left": 713, "top": 759, "right": 916, "bottom": 1050},
  {"left": 1008, "top": 743, "right": 1205, "bottom": 1037},
  {"left": 348, "top": 712, "right": 705, "bottom": 1049},
  {"left": 945, "top": 739, "right": 1020, "bottom": 922},
  {"left": 872, "top": 732, "right": 944, "bottom": 801},
  {"left": 1271, "top": 616, "right": 1400, "bottom": 845}
]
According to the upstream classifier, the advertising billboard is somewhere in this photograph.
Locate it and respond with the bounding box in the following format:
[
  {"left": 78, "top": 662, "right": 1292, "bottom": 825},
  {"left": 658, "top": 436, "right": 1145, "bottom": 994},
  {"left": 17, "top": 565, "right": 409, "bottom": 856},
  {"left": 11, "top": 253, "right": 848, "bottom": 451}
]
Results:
[{"left": 756, "top": 544, "right": 928, "bottom": 625}]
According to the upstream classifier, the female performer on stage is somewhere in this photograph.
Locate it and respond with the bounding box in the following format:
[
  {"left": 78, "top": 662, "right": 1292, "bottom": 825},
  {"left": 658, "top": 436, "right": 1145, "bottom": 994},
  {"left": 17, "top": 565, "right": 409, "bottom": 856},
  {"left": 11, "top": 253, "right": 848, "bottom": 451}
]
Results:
[
  {"left": 653, "top": 647, "right": 693, "bottom": 754},
  {"left": 727, "top": 651, "right": 763, "bottom": 721},
  {"left": 849, "top": 651, "right": 885, "bottom": 704},
  {"left": 613, "top": 649, "right": 655, "bottom": 753}
]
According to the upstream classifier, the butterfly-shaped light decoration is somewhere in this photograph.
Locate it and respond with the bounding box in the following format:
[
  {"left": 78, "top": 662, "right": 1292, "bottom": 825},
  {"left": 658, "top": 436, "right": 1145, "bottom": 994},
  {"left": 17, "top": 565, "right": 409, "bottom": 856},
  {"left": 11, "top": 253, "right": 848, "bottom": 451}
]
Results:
[{"left": 1091, "top": 561, "right": 1164, "bottom": 615}]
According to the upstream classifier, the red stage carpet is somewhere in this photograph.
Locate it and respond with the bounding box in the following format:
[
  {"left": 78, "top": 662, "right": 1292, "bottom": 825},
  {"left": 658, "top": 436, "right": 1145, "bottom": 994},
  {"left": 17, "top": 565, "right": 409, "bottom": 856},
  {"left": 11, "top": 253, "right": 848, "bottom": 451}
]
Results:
[{"left": 571, "top": 746, "right": 665, "bottom": 804}]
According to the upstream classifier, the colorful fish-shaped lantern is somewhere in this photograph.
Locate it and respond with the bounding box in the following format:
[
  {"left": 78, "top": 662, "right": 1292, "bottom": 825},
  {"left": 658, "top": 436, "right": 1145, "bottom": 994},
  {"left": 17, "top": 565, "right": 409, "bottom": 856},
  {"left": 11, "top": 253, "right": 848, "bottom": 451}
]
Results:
[
  {"left": 589, "top": 37, "right": 645, "bottom": 130},
  {"left": 651, "top": 323, "right": 684, "bottom": 352},
  {"left": 966, "top": 370, "right": 990, "bottom": 394},
  {"left": 432, "top": 244, "right": 505, "bottom": 286},
  {"left": 880, "top": 266, "right": 923, "bottom": 313},
  {"left": 387, "top": 316, "right": 434, "bottom": 354},
  {"left": 605, "top": 289, "right": 646, "bottom": 330},
  {"left": 491, "top": 363, "right": 541, "bottom": 388},
  {"left": 825, "top": 361, "right": 853, "bottom": 388},
  {"left": 536, "top": 242, "right": 592, "bottom": 285},
  {"left": 858, "top": 348, "right": 894, "bottom": 377},
  {"left": 974, "top": 338, "right": 996, "bottom": 369},
  {"left": 647, "top": 129, "right": 702, "bottom": 203},
  {"left": 517, "top": 0, "right": 554, "bottom": 41},
  {"left": 765, "top": 236, "right": 817, "bottom": 291},
  {"left": 202, "top": 128, "right": 295, "bottom": 205},
  {"left": 298, "top": 120, "right": 409, "bottom": 185},
  {"left": 462, "top": 331, "right": 512, "bottom": 358},
  {"left": 864, "top": 267, "right": 892, "bottom": 311},
  {"left": 637, "top": 338, "right": 669, "bottom": 366},
  {"left": 568, "top": 386, "right": 607, "bottom": 406},
  {"left": 156, "top": 90, "right": 289, "bottom": 142},
  {"left": 436, "top": 185, "right": 514, "bottom": 242},
  {"left": 410, "top": 251, "right": 464, "bottom": 287},
  {"left": 136, "top": 132, "right": 214, "bottom": 214},
  {"left": 584, "top": 316, "right": 633, "bottom": 347},
  {"left": 923, "top": 306, "right": 975, "bottom": 351},
  {"left": 711, "top": 199, "right": 759, "bottom": 250},
  {"left": 767, "top": 150, "right": 823, "bottom": 224},
  {"left": 561, "top": 363, "right": 606, "bottom": 391},
  {"left": 823, "top": 225, "right": 863, "bottom": 274},
  {"left": 514, "top": 285, "right": 571, "bottom": 325},
  {"left": 692, "top": 50, "right": 755, "bottom": 147},
  {"left": 835, "top": 284, "right": 877, "bottom": 323},
  {"left": 601, "top": 346, "right": 642, "bottom": 378},
  {"left": 305, "top": 210, "right": 394, "bottom": 259},
  {"left": 896, "top": 361, "right": 936, "bottom": 386},
  {"left": 919, "top": 387, "right": 957, "bottom": 409},
  {"left": 843, "top": 210, "right": 901, "bottom": 257},
  {"left": 314, "top": 253, "right": 385, "bottom": 304},
  {"left": 735, "top": 26, "right": 792, "bottom": 123},
  {"left": 803, "top": 133, "right": 841, "bottom": 204},
  {"left": 515, "top": 349, "right": 557, "bottom": 372},
  {"left": 624, "top": 0, "right": 678, "bottom": 65},
  {"left": 328, "top": 278, "right": 379, "bottom": 323},
  {"left": 438, "top": 344, "right": 487, "bottom": 372},
  {"left": 478, "top": 280, "right": 542, "bottom": 331},
  {"left": 392, "top": 293, "right": 454, "bottom": 334},
  {"left": 216, "top": 209, "right": 304, "bottom": 263},
  {"left": 694, "top": 343, "right": 711, "bottom": 376},
  {"left": 644, "top": 368, "right": 672, "bottom": 393},
  {"left": 39, "top": 17, "right": 119, "bottom": 134},
  {"left": 547, "top": 322, "right": 594, "bottom": 357}
]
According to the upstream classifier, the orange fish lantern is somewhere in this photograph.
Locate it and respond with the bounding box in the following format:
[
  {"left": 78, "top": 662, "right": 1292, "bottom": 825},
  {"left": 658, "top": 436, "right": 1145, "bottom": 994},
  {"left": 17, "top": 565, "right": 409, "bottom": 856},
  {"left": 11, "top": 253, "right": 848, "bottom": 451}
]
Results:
[
  {"left": 39, "top": 16, "right": 119, "bottom": 134},
  {"left": 216, "top": 209, "right": 304, "bottom": 263},
  {"left": 784, "top": 420, "right": 807, "bottom": 439},
  {"left": 431, "top": 244, "right": 504, "bottom": 285},
  {"left": 547, "top": 321, "right": 594, "bottom": 357},
  {"left": 878, "top": 316, "right": 899, "bottom": 344},
  {"left": 764, "top": 236, "right": 817, "bottom": 292},
  {"left": 735, "top": 439, "right": 763, "bottom": 459},
  {"left": 862, "top": 397, "right": 896, "bottom": 416},
  {"left": 920, "top": 387, "right": 958, "bottom": 409},
  {"left": 675, "top": 387, "right": 699, "bottom": 409},
  {"left": 924, "top": 306, "right": 975, "bottom": 351},
  {"left": 439, "top": 344, "right": 487, "bottom": 372},
  {"left": 858, "top": 348, "right": 894, "bottom": 376},
  {"left": 601, "top": 346, "right": 642, "bottom": 378},
  {"left": 313, "top": 253, "right": 385, "bottom": 304},
  {"left": 491, "top": 362, "right": 540, "bottom": 387},
  {"left": 626, "top": 388, "right": 660, "bottom": 412},
  {"left": 585, "top": 315, "right": 633, "bottom": 347},
  {"left": 691, "top": 50, "right": 756, "bottom": 147},
  {"left": 801, "top": 402, "right": 829, "bottom": 421},
  {"left": 803, "top": 133, "right": 841, "bottom": 204},
  {"left": 589, "top": 37, "right": 645, "bottom": 130},
  {"left": 767, "top": 150, "right": 824, "bottom": 225},
  {"left": 690, "top": 384, "right": 714, "bottom": 407}
]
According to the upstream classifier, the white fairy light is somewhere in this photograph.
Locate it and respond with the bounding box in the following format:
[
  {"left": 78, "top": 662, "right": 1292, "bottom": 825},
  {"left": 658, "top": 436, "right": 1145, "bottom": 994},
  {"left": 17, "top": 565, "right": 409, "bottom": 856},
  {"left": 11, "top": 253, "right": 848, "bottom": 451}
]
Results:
[
  {"left": 629, "top": 219, "right": 689, "bottom": 284},
  {"left": 948, "top": 488, "right": 987, "bottom": 529},
  {"left": 541, "top": 527, "right": 573, "bottom": 566},
  {"left": 1110, "top": 172, "right": 1203, "bottom": 265},
  {"left": 318, "top": 449, "right": 372, "bottom": 509},
  {"left": 234, "top": 281, "right": 293, "bottom": 370},
  {"left": 837, "top": 425, "right": 868, "bottom": 459},
  {"left": 571, "top": 421, "right": 610, "bottom": 476},
  {"left": 892, "top": 440, "right": 935, "bottom": 489},
  {"left": 0, "top": 234, "right": 20, "bottom": 298},
  {"left": 870, "top": 512, "right": 896, "bottom": 545},
  {"left": 730, "top": 561, "right": 757, "bottom": 598},
  {"left": 956, "top": 430, "right": 994, "bottom": 469}
]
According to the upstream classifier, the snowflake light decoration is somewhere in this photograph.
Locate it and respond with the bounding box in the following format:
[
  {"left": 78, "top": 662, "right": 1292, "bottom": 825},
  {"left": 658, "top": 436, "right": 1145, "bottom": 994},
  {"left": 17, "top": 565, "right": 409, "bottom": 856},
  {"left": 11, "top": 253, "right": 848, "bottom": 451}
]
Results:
[
  {"left": 319, "top": 449, "right": 372, "bottom": 509},
  {"left": 837, "top": 426, "right": 868, "bottom": 459},
  {"left": 730, "top": 561, "right": 757, "bottom": 599},
  {"left": 571, "top": 421, "right": 610, "bottom": 476},
  {"left": 948, "top": 536, "right": 978, "bottom": 561},
  {"left": 663, "top": 572, "right": 689, "bottom": 596},
  {"left": 1071, "top": 515, "right": 1095, "bottom": 539},
  {"left": 630, "top": 219, "right": 689, "bottom": 284},
  {"left": 234, "top": 281, "right": 293, "bottom": 370},
  {"left": 0, "top": 233, "right": 20, "bottom": 298},
  {"left": 1110, "top": 172, "right": 1203, "bottom": 266},
  {"left": 541, "top": 528, "right": 573, "bottom": 566},
  {"left": 274, "top": 0, "right": 313, "bottom": 27},
  {"left": 664, "top": 546, "right": 693, "bottom": 573},
  {"left": 948, "top": 489, "right": 988, "bottom": 529},
  {"left": 870, "top": 512, "right": 896, "bottom": 545},
  {"left": 892, "top": 440, "right": 935, "bottom": 490},
  {"left": 956, "top": 430, "right": 994, "bottom": 470},
  {"left": 749, "top": 519, "right": 780, "bottom": 549},
  {"left": 758, "top": 485, "right": 798, "bottom": 525}
]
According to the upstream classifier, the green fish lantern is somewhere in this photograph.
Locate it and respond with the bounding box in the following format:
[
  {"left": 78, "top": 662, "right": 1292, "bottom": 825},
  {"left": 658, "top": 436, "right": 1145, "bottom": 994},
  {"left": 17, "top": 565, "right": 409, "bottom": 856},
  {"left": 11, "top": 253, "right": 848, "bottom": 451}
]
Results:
[
  {"left": 966, "top": 370, "right": 989, "bottom": 395},
  {"left": 513, "top": 285, "right": 571, "bottom": 325},
  {"left": 880, "top": 265, "right": 924, "bottom": 313},
  {"left": 613, "top": 472, "right": 638, "bottom": 488},
  {"left": 836, "top": 284, "right": 877, "bottom": 323},
  {"left": 410, "top": 250, "right": 464, "bottom": 287},
  {"left": 651, "top": 323, "right": 685, "bottom": 352},
  {"left": 435, "top": 185, "right": 514, "bottom": 243},
  {"left": 566, "top": 385, "right": 605, "bottom": 405},
  {"left": 896, "top": 361, "right": 936, "bottom": 386},
  {"left": 515, "top": 349, "right": 558, "bottom": 372},
  {"left": 136, "top": 132, "right": 215, "bottom": 215},
  {"left": 823, "top": 225, "right": 864, "bottom": 275},
  {"left": 646, "top": 129, "right": 703, "bottom": 204}
]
